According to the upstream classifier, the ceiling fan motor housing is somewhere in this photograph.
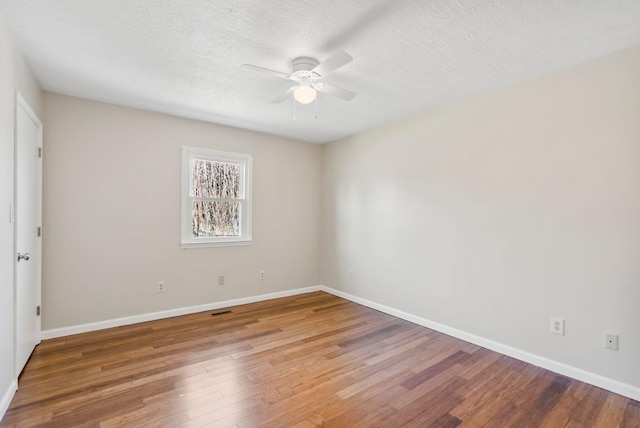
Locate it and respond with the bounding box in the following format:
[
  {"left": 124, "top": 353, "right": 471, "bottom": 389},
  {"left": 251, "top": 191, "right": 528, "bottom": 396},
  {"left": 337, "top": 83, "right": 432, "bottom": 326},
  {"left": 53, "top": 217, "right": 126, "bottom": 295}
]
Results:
[{"left": 291, "top": 57, "right": 321, "bottom": 80}]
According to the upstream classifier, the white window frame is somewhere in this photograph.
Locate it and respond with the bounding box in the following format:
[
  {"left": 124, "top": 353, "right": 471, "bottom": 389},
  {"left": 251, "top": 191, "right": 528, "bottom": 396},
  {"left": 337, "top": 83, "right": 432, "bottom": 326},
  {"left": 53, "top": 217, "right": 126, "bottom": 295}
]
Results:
[{"left": 181, "top": 146, "right": 252, "bottom": 248}]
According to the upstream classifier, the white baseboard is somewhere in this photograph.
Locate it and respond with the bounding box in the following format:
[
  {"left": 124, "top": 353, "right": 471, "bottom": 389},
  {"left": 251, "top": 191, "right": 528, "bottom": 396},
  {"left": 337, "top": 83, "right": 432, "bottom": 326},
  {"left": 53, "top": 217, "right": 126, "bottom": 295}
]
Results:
[
  {"left": 318, "top": 286, "right": 640, "bottom": 402},
  {"left": 0, "top": 379, "right": 17, "bottom": 423},
  {"left": 39, "top": 284, "right": 640, "bottom": 402},
  {"left": 41, "top": 286, "right": 322, "bottom": 340}
]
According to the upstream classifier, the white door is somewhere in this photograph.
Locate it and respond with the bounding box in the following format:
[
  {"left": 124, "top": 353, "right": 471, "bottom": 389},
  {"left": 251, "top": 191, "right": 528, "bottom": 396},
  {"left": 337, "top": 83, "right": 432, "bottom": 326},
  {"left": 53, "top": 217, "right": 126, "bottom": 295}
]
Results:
[{"left": 15, "top": 93, "right": 42, "bottom": 375}]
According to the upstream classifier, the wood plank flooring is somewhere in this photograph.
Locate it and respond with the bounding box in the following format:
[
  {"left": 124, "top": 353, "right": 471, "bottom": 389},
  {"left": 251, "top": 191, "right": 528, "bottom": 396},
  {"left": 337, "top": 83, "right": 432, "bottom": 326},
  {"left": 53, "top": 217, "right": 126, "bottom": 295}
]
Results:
[{"left": 2, "top": 291, "right": 639, "bottom": 427}]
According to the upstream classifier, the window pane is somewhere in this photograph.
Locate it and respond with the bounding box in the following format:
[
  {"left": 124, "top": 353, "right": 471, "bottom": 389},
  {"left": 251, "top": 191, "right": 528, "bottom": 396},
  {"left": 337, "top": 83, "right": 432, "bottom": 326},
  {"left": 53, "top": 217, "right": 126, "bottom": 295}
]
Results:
[
  {"left": 192, "top": 201, "right": 240, "bottom": 237},
  {"left": 192, "top": 159, "right": 240, "bottom": 199}
]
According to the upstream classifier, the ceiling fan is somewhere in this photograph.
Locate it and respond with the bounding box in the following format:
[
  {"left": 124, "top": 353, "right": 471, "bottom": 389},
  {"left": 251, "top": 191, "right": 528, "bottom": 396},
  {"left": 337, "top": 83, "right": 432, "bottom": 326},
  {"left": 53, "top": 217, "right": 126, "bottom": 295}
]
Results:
[{"left": 241, "top": 50, "right": 357, "bottom": 105}]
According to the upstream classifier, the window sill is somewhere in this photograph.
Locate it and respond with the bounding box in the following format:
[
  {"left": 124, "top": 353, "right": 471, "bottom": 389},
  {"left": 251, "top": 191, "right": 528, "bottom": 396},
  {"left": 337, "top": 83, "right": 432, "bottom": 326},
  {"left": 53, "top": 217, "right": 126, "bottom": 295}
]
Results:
[{"left": 181, "top": 240, "right": 252, "bottom": 249}]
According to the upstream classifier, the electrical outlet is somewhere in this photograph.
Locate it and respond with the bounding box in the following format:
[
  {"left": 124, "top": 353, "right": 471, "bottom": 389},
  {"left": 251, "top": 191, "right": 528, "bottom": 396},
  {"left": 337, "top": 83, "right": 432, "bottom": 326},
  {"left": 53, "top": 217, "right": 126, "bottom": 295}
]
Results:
[
  {"left": 157, "top": 281, "right": 165, "bottom": 293},
  {"left": 218, "top": 275, "right": 225, "bottom": 286},
  {"left": 348, "top": 271, "right": 354, "bottom": 280},
  {"left": 550, "top": 317, "right": 565, "bottom": 335},
  {"left": 259, "top": 271, "right": 266, "bottom": 280},
  {"left": 605, "top": 333, "right": 619, "bottom": 351}
]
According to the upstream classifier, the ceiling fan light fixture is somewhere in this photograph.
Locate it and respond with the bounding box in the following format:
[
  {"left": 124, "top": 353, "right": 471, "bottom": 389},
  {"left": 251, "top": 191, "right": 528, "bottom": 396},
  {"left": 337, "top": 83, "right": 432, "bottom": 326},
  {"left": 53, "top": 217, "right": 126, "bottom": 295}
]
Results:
[
  {"left": 243, "top": 50, "right": 355, "bottom": 105},
  {"left": 293, "top": 83, "right": 317, "bottom": 104}
]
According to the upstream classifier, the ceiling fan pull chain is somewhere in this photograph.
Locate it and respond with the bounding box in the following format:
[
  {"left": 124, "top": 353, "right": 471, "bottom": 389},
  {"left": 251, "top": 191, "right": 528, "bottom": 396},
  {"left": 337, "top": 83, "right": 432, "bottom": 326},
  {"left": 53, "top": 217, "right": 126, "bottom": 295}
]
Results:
[
  {"left": 293, "top": 97, "right": 296, "bottom": 122},
  {"left": 314, "top": 97, "right": 318, "bottom": 119}
]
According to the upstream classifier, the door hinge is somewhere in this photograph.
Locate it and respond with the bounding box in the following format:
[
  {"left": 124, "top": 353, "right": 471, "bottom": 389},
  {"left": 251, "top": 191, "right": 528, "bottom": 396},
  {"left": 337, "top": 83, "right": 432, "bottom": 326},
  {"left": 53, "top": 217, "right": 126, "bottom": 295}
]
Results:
[
  {"left": 37, "top": 226, "right": 41, "bottom": 237},
  {"left": 38, "top": 147, "right": 42, "bottom": 158},
  {"left": 37, "top": 306, "right": 41, "bottom": 316}
]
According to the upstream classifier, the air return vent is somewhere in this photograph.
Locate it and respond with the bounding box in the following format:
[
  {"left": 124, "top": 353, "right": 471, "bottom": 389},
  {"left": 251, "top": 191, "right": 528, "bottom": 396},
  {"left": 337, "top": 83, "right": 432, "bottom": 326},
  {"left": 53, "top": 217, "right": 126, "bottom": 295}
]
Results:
[{"left": 211, "top": 310, "right": 233, "bottom": 317}]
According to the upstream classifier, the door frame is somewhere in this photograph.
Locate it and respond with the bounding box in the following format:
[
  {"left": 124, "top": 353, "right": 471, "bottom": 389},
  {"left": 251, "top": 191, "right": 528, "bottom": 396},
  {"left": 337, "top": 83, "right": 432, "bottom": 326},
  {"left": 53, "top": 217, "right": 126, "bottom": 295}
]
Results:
[{"left": 14, "top": 91, "right": 43, "bottom": 376}]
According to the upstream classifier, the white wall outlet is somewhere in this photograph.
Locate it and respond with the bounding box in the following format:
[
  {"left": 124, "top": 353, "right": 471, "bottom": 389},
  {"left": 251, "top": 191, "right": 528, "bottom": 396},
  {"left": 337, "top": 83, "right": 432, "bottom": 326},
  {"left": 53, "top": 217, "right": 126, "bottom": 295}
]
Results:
[
  {"left": 550, "top": 317, "right": 565, "bottom": 335},
  {"left": 605, "top": 333, "right": 619, "bottom": 351},
  {"left": 259, "top": 270, "right": 266, "bottom": 280},
  {"left": 157, "top": 281, "right": 165, "bottom": 293},
  {"left": 218, "top": 275, "right": 225, "bottom": 286},
  {"left": 348, "top": 271, "right": 354, "bottom": 280}
]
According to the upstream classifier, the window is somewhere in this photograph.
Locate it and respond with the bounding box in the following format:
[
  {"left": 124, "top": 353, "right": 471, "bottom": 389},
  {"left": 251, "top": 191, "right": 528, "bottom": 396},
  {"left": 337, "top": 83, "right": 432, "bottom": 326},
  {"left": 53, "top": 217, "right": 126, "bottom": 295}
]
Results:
[{"left": 181, "top": 146, "right": 252, "bottom": 247}]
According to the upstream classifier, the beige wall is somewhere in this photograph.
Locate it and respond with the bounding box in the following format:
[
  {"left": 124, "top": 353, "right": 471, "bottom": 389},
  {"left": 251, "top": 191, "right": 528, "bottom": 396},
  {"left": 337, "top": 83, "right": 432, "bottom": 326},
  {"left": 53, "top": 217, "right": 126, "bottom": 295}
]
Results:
[
  {"left": 323, "top": 45, "right": 640, "bottom": 389},
  {"left": 0, "top": 13, "right": 43, "bottom": 415},
  {"left": 42, "top": 94, "right": 322, "bottom": 329}
]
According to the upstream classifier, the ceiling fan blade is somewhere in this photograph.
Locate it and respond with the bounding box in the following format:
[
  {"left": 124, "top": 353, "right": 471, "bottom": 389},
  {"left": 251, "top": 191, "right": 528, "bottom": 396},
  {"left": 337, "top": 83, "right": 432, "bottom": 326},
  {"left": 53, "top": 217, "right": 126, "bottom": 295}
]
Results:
[
  {"left": 312, "top": 50, "right": 353, "bottom": 77},
  {"left": 317, "top": 83, "right": 356, "bottom": 101},
  {"left": 270, "top": 85, "right": 297, "bottom": 103},
  {"left": 241, "top": 64, "right": 290, "bottom": 79}
]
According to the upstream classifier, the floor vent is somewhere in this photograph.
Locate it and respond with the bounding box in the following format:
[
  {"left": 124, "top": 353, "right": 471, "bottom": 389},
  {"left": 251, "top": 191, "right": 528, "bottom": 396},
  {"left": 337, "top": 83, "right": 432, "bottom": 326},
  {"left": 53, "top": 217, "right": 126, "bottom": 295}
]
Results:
[{"left": 211, "top": 310, "right": 233, "bottom": 317}]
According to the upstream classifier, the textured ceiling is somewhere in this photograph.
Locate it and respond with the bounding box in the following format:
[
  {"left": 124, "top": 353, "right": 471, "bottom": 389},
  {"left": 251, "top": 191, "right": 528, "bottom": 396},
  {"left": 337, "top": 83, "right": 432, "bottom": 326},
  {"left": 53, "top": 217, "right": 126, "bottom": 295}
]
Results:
[{"left": 1, "top": 1, "right": 640, "bottom": 144}]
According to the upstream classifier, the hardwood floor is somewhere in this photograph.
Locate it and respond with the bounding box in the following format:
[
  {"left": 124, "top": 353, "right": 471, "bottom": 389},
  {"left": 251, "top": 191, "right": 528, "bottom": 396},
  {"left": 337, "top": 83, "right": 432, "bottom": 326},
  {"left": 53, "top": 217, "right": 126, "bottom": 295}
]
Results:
[{"left": 2, "top": 291, "right": 639, "bottom": 427}]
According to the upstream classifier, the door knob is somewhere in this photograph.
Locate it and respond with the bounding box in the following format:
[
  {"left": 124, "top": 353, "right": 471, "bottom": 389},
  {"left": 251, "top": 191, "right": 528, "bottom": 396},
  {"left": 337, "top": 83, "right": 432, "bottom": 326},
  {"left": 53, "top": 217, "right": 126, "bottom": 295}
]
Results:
[{"left": 17, "top": 252, "right": 30, "bottom": 262}]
